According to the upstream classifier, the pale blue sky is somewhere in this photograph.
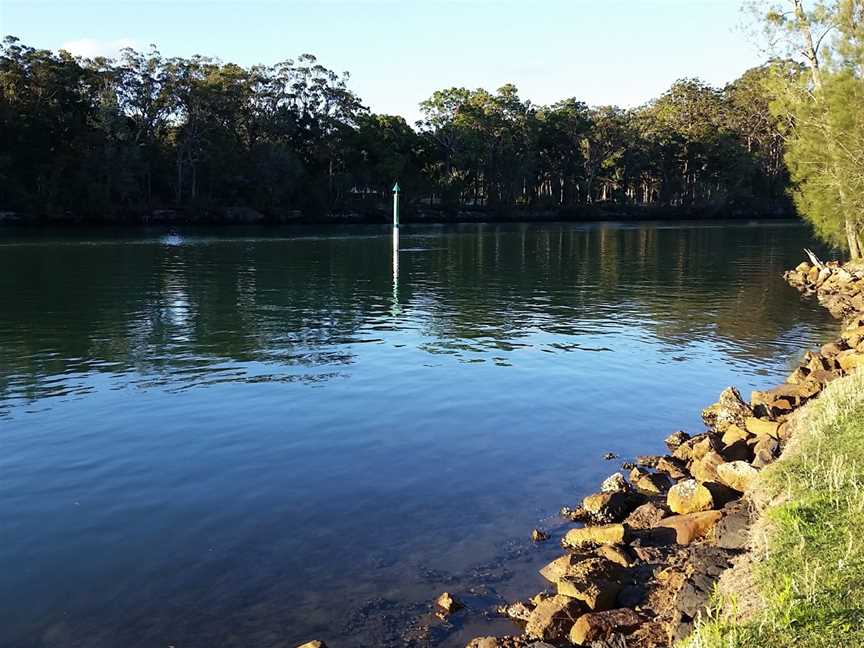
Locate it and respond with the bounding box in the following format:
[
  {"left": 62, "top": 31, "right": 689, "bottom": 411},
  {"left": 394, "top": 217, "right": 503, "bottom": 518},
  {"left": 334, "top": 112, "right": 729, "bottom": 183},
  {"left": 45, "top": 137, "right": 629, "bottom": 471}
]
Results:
[{"left": 1, "top": 0, "right": 764, "bottom": 121}]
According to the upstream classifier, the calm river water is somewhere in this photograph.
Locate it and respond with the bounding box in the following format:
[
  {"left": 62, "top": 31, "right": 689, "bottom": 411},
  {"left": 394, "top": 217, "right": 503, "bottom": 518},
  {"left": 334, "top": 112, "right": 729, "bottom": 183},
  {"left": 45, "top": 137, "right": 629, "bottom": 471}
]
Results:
[{"left": 0, "top": 222, "right": 837, "bottom": 648}]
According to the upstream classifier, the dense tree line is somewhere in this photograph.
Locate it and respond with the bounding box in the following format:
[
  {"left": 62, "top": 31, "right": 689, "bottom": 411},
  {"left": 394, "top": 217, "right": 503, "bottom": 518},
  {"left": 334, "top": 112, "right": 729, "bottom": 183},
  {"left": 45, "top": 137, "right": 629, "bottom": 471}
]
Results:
[{"left": 0, "top": 34, "right": 793, "bottom": 224}]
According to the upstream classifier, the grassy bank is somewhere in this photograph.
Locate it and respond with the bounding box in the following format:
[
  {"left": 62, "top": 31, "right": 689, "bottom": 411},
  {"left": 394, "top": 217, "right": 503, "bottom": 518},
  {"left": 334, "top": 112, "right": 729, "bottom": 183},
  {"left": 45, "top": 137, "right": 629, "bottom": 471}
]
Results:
[{"left": 688, "top": 370, "right": 864, "bottom": 648}]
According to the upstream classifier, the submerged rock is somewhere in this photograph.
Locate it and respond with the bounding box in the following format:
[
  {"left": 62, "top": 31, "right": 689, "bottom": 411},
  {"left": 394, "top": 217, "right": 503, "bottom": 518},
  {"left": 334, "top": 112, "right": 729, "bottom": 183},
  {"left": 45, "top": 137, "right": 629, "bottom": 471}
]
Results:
[
  {"left": 531, "top": 528, "right": 549, "bottom": 543},
  {"left": 435, "top": 591, "right": 462, "bottom": 615}
]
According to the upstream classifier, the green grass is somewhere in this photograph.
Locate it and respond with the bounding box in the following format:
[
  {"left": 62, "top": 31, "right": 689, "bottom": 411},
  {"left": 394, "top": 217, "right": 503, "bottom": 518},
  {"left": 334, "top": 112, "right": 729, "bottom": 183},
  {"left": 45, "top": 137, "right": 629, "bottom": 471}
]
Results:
[{"left": 686, "top": 370, "right": 864, "bottom": 648}]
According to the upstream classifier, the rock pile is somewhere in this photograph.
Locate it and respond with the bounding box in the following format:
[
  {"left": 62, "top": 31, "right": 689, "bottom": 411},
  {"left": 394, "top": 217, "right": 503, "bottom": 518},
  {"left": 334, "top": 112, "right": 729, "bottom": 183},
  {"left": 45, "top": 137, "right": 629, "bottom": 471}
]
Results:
[
  {"left": 458, "top": 262, "right": 864, "bottom": 648},
  {"left": 784, "top": 257, "right": 864, "bottom": 318}
]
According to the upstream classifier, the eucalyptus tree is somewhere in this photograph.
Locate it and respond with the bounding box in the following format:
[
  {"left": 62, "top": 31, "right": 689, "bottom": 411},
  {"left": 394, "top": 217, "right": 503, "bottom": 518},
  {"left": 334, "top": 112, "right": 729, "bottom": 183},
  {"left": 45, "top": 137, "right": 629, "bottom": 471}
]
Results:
[{"left": 751, "top": 0, "right": 864, "bottom": 257}]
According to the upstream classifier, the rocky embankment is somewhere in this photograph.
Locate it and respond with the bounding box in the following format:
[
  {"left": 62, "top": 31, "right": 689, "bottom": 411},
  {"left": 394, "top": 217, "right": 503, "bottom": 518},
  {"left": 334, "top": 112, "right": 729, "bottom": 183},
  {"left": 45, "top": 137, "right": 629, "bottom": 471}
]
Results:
[{"left": 450, "top": 259, "right": 864, "bottom": 648}]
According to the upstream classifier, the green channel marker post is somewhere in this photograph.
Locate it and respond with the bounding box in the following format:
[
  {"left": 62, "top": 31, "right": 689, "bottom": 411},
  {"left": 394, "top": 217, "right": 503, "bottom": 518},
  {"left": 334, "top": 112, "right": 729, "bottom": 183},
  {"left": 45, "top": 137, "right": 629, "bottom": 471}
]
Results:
[{"left": 392, "top": 181, "right": 400, "bottom": 228}]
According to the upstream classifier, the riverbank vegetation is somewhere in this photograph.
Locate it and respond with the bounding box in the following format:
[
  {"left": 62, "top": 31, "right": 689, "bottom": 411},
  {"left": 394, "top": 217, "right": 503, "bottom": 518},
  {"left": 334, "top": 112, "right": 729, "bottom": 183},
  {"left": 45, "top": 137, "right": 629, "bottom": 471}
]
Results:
[
  {"left": 0, "top": 35, "right": 792, "bottom": 224},
  {"left": 688, "top": 369, "right": 864, "bottom": 648},
  {"left": 752, "top": 0, "right": 864, "bottom": 259}
]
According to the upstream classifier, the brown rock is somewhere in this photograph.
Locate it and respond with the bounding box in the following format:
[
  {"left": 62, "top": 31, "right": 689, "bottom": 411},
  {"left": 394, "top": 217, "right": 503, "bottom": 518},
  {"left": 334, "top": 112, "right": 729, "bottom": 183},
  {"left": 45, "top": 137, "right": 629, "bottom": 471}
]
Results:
[
  {"left": 701, "top": 386, "right": 752, "bottom": 432},
  {"left": 531, "top": 528, "right": 549, "bottom": 543},
  {"left": 716, "top": 461, "right": 759, "bottom": 492},
  {"left": 664, "top": 430, "right": 690, "bottom": 452},
  {"left": 667, "top": 479, "right": 713, "bottom": 514},
  {"left": 636, "top": 454, "right": 663, "bottom": 467},
  {"left": 656, "top": 456, "right": 688, "bottom": 480},
  {"left": 690, "top": 450, "right": 724, "bottom": 484},
  {"left": 524, "top": 594, "right": 584, "bottom": 641},
  {"left": 752, "top": 436, "right": 779, "bottom": 469},
  {"left": 582, "top": 491, "right": 642, "bottom": 523},
  {"left": 435, "top": 591, "right": 463, "bottom": 615},
  {"left": 595, "top": 544, "right": 635, "bottom": 567},
  {"left": 744, "top": 417, "right": 780, "bottom": 439},
  {"left": 296, "top": 642, "right": 328, "bottom": 648},
  {"left": 719, "top": 438, "right": 752, "bottom": 463},
  {"left": 629, "top": 466, "right": 649, "bottom": 482},
  {"left": 656, "top": 511, "right": 722, "bottom": 545},
  {"left": 556, "top": 557, "right": 624, "bottom": 611},
  {"left": 721, "top": 424, "right": 749, "bottom": 446},
  {"left": 837, "top": 350, "right": 864, "bottom": 372},
  {"left": 499, "top": 600, "right": 534, "bottom": 622},
  {"left": 633, "top": 472, "right": 672, "bottom": 495},
  {"left": 821, "top": 341, "right": 845, "bottom": 356},
  {"left": 624, "top": 502, "right": 668, "bottom": 529},
  {"left": 563, "top": 524, "right": 626, "bottom": 548},
  {"left": 540, "top": 554, "right": 585, "bottom": 584},
  {"left": 568, "top": 608, "right": 643, "bottom": 645}
]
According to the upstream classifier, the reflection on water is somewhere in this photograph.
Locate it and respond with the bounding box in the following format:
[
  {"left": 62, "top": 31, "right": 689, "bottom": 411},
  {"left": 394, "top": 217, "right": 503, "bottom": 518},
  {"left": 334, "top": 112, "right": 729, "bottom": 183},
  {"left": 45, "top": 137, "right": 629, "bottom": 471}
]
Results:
[{"left": 0, "top": 222, "right": 837, "bottom": 647}]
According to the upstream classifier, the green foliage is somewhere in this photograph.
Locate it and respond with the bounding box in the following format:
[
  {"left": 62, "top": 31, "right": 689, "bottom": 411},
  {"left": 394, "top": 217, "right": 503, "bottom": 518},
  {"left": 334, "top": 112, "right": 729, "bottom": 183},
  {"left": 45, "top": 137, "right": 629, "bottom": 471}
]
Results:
[
  {"left": 0, "top": 34, "right": 793, "bottom": 222},
  {"left": 687, "top": 371, "right": 864, "bottom": 648},
  {"left": 750, "top": 0, "right": 864, "bottom": 256}
]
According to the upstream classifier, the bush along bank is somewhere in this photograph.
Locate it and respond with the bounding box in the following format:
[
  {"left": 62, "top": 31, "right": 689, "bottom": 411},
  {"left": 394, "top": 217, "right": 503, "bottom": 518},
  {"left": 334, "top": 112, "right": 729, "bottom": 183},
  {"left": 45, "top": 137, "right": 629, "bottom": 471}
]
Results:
[{"left": 447, "top": 266, "right": 864, "bottom": 648}]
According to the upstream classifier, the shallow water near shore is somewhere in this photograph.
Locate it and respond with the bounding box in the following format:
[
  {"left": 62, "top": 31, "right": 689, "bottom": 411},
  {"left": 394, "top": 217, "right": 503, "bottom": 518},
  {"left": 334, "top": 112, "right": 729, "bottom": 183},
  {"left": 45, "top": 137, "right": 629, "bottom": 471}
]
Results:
[{"left": 0, "top": 221, "right": 838, "bottom": 648}]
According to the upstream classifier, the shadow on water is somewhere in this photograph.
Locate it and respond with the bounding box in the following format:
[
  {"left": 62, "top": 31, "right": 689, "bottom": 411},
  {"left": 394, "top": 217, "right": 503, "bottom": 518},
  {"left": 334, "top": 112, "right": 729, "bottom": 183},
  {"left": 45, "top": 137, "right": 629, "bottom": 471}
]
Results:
[{"left": 0, "top": 222, "right": 838, "bottom": 647}]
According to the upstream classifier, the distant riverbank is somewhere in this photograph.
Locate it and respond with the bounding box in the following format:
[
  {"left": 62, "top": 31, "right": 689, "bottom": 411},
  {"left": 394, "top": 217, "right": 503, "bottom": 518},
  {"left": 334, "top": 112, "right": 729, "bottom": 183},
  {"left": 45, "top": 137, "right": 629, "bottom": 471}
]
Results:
[{"left": 0, "top": 203, "right": 797, "bottom": 227}]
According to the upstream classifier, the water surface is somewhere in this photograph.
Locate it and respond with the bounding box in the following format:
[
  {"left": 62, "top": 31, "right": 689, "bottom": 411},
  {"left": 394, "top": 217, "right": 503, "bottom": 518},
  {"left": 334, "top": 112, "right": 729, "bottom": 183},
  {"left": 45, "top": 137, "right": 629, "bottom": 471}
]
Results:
[{"left": 0, "top": 222, "right": 837, "bottom": 647}]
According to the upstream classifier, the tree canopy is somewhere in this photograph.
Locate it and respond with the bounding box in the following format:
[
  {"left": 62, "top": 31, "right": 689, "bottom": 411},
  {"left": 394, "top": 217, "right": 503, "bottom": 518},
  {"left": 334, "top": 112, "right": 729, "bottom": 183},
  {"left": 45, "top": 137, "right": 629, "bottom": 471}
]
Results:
[{"left": 1, "top": 35, "right": 795, "bottom": 224}]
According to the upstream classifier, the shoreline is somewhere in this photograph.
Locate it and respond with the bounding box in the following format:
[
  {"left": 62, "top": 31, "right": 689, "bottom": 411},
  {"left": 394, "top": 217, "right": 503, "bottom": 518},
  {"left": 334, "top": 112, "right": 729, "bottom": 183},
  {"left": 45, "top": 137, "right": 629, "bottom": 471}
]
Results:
[
  {"left": 0, "top": 205, "right": 797, "bottom": 228},
  {"left": 426, "top": 258, "right": 864, "bottom": 648}
]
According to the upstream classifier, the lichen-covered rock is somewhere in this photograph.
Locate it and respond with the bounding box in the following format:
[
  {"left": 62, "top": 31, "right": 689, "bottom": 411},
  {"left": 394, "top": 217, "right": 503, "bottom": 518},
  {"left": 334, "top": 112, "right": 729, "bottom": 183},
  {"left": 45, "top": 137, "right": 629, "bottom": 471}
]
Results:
[
  {"left": 716, "top": 461, "right": 759, "bottom": 492},
  {"left": 667, "top": 479, "right": 713, "bottom": 514},
  {"left": 600, "top": 472, "right": 630, "bottom": 493},
  {"left": 701, "top": 386, "right": 752, "bottom": 432},
  {"left": 568, "top": 608, "right": 643, "bottom": 645}
]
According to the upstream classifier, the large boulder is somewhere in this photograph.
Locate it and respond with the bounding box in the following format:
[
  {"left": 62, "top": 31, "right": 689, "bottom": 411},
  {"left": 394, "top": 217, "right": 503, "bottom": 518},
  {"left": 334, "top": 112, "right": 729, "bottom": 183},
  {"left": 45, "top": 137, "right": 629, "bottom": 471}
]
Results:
[
  {"left": 667, "top": 479, "right": 714, "bottom": 515},
  {"left": 569, "top": 608, "right": 643, "bottom": 645}
]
